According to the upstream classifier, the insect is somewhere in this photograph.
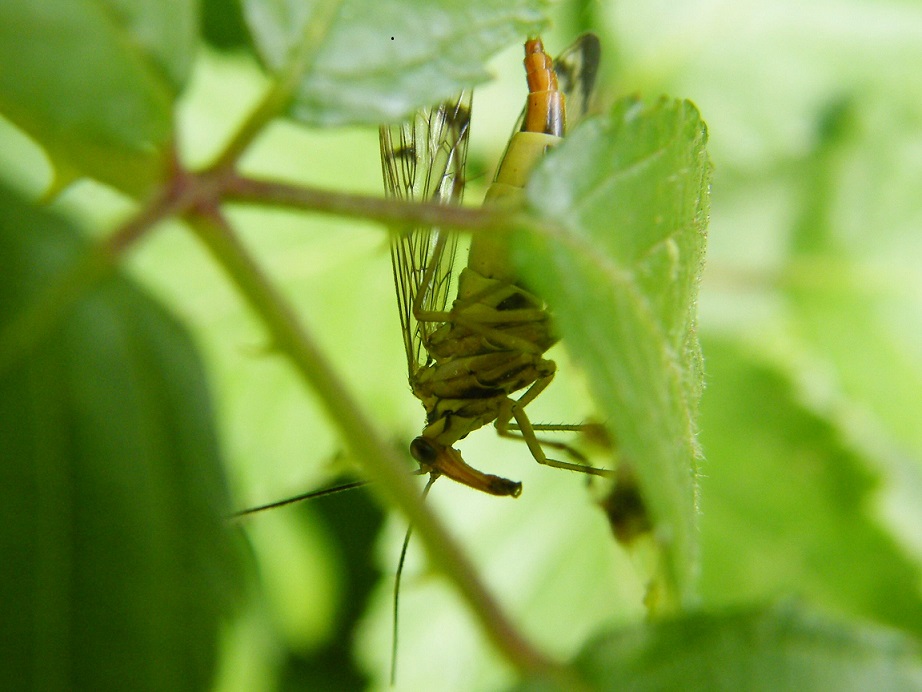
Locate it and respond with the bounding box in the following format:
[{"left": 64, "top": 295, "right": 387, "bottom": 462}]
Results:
[
  {"left": 380, "top": 33, "right": 609, "bottom": 499},
  {"left": 235, "top": 34, "right": 610, "bottom": 686},
  {"left": 378, "top": 34, "right": 610, "bottom": 683}
]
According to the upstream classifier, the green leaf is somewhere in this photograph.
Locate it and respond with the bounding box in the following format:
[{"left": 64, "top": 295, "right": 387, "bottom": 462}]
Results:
[
  {"left": 202, "top": 0, "right": 250, "bottom": 51},
  {"left": 241, "top": 0, "right": 549, "bottom": 126},
  {"left": 784, "top": 96, "right": 922, "bottom": 465},
  {"left": 0, "top": 0, "right": 198, "bottom": 194},
  {"left": 0, "top": 185, "right": 242, "bottom": 690},
  {"left": 697, "top": 337, "right": 922, "bottom": 638},
  {"left": 519, "top": 603, "right": 922, "bottom": 691},
  {"left": 515, "top": 97, "right": 710, "bottom": 600}
]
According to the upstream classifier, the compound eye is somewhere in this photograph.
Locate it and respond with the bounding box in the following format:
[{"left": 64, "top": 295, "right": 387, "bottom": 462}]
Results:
[{"left": 409, "top": 437, "right": 438, "bottom": 466}]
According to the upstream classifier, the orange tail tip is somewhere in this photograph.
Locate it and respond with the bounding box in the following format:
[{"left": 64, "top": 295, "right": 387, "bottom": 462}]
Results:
[
  {"left": 524, "top": 37, "right": 558, "bottom": 93},
  {"left": 522, "top": 37, "right": 566, "bottom": 136}
]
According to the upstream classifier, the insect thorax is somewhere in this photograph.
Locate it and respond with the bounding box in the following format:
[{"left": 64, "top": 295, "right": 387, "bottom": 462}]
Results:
[{"left": 412, "top": 262, "right": 557, "bottom": 447}]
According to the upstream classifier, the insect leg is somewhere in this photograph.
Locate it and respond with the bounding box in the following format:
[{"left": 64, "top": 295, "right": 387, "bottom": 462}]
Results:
[
  {"left": 495, "top": 376, "right": 615, "bottom": 477},
  {"left": 506, "top": 423, "right": 611, "bottom": 459},
  {"left": 409, "top": 229, "right": 454, "bottom": 320},
  {"left": 504, "top": 427, "right": 591, "bottom": 464},
  {"left": 413, "top": 281, "right": 547, "bottom": 328},
  {"left": 414, "top": 298, "right": 552, "bottom": 355}
]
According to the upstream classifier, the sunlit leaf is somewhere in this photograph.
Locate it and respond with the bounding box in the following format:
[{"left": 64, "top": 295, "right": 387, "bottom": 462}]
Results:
[
  {"left": 242, "top": 0, "right": 549, "bottom": 126},
  {"left": 515, "top": 97, "right": 710, "bottom": 599},
  {"left": 697, "top": 338, "right": 922, "bottom": 638},
  {"left": 784, "top": 97, "right": 922, "bottom": 469}
]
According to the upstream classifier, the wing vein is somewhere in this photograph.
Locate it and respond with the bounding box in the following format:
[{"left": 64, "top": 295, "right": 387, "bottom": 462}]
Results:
[{"left": 380, "top": 93, "right": 473, "bottom": 376}]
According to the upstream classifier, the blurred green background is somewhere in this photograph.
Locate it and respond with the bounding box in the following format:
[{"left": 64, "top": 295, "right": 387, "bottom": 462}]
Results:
[{"left": 2, "top": 0, "right": 921, "bottom": 690}]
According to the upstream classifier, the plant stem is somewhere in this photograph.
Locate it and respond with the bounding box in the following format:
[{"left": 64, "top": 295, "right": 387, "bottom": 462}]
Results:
[
  {"left": 225, "top": 173, "right": 510, "bottom": 234},
  {"left": 187, "top": 211, "right": 577, "bottom": 685},
  {"left": 212, "top": 0, "right": 344, "bottom": 170}
]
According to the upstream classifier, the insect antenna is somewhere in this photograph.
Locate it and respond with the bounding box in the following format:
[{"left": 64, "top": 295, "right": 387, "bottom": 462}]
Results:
[
  {"left": 229, "top": 464, "right": 434, "bottom": 521},
  {"left": 391, "top": 474, "right": 438, "bottom": 685},
  {"left": 229, "top": 479, "right": 370, "bottom": 520}
]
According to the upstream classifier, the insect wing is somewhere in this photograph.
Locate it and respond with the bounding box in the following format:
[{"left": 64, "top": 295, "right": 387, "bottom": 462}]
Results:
[
  {"left": 380, "top": 93, "right": 473, "bottom": 376},
  {"left": 553, "top": 32, "right": 601, "bottom": 128}
]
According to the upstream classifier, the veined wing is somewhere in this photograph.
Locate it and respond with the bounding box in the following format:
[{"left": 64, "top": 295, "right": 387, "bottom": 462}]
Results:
[
  {"left": 380, "top": 93, "right": 473, "bottom": 376},
  {"left": 552, "top": 32, "right": 601, "bottom": 129}
]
